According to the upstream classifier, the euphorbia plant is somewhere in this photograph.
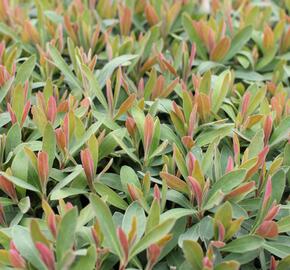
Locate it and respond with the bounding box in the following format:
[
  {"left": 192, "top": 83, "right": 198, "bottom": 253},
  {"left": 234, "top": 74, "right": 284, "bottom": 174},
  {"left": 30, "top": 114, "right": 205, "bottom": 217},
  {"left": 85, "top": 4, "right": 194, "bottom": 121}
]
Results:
[{"left": 0, "top": 1, "right": 289, "bottom": 269}]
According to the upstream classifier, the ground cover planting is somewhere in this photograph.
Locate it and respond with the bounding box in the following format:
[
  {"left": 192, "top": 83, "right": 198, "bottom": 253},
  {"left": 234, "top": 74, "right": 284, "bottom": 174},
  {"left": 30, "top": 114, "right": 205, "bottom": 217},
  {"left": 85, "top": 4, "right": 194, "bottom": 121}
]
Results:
[{"left": 0, "top": 0, "right": 289, "bottom": 269}]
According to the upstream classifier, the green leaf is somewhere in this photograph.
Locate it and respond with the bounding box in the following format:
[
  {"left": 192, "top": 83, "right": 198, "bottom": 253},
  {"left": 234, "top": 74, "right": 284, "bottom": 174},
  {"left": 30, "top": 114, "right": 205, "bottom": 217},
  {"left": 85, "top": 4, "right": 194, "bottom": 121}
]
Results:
[
  {"left": 272, "top": 169, "right": 286, "bottom": 203},
  {"left": 81, "top": 64, "right": 107, "bottom": 109},
  {"left": 277, "top": 254, "right": 290, "bottom": 270},
  {"left": 50, "top": 187, "right": 87, "bottom": 200},
  {"left": 0, "top": 250, "right": 10, "bottom": 265},
  {"left": 160, "top": 172, "right": 189, "bottom": 194},
  {"left": 159, "top": 218, "right": 187, "bottom": 261},
  {"left": 145, "top": 199, "right": 160, "bottom": 234},
  {"left": 48, "top": 44, "right": 82, "bottom": 90},
  {"left": 198, "top": 216, "right": 214, "bottom": 240},
  {"left": 70, "top": 121, "right": 102, "bottom": 156},
  {"left": 144, "top": 68, "right": 157, "bottom": 100},
  {"left": 131, "top": 106, "right": 145, "bottom": 142},
  {"left": 18, "top": 196, "right": 30, "bottom": 214},
  {"left": 203, "top": 190, "right": 224, "bottom": 210},
  {"left": 215, "top": 202, "right": 232, "bottom": 228},
  {"left": 221, "top": 235, "right": 264, "bottom": 253},
  {"left": 214, "top": 261, "right": 240, "bottom": 270},
  {"left": 12, "top": 226, "right": 46, "bottom": 270},
  {"left": 0, "top": 172, "right": 40, "bottom": 192},
  {"left": 11, "top": 83, "right": 25, "bottom": 123},
  {"left": 160, "top": 208, "right": 196, "bottom": 222},
  {"left": 0, "top": 23, "right": 20, "bottom": 42},
  {"left": 182, "top": 240, "right": 203, "bottom": 270},
  {"left": 122, "top": 202, "right": 146, "bottom": 241},
  {"left": 50, "top": 165, "right": 83, "bottom": 193},
  {"left": 246, "top": 85, "right": 266, "bottom": 116},
  {"left": 212, "top": 70, "right": 231, "bottom": 114},
  {"left": 15, "top": 55, "right": 36, "bottom": 84},
  {"left": 129, "top": 218, "right": 175, "bottom": 259},
  {"left": 99, "top": 128, "right": 126, "bottom": 160},
  {"left": 56, "top": 208, "right": 78, "bottom": 261},
  {"left": 201, "top": 140, "right": 217, "bottom": 173},
  {"left": 90, "top": 194, "right": 122, "bottom": 258},
  {"left": 225, "top": 250, "right": 260, "bottom": 265},
  {"left": 270, "top": 116, "right": 290, "bottom": 147},
  {"left": 97, "top": 54, "right": 138, "bottom": 88},
  {"left": 94, "top": 182, "right": 128, "bottom": 210},
  {"left": 247, "top": 129, "right": 264, "bottom": 159},
  {"left": 5, "top": 123, "right": 21, "bottom": 157},
  {"left": 224, "top": 26, "right": 253, "bottom": 62},
  {"left": 167, "top": 190, "right": 192, "bottom": 208},
  {"left": 99, "top": 173, "right": 123, "bottom": 191},
  {"left": 71, "top": 245, "right": 97, "bottom": 270},
  {"left": 173, "top": 144, "right": 188, "bottom": 180},
  {"left": 278, "top": 216, "right": 290, "bottom": 233},
  {"left": 206, "top": 169, "right": 246, "bottom": 201},
  {"left": 235, "top": 70, "right": 267, "bottom": 82},
  {"left": 30, "top": 219, "right": 50, "bottom": 247},
  {"left": 264, "top": 242, "right": 290, "bottom": 258},
  {"left": 161, "top": 124, "right": 184, "bottom": 154},
  {"left": 112, "top": 134, "right": 140, "bottom": 164},
  {"left": 196, "top": 124, "right": 234, "bottom": 147},
  {"left": 11, "top": 148, "right": 31, "bottom": 188},
  {"left": 0, "top": 231, "right": 10, "bottom": 250},
  {"left": 256, "top": 47, "right": 276, "bottom": 70},
  {"left": 196, "top": 61, "right": 225, "bottom": 74},
  {"left": 120, "top": 165, "right": 141, "bottom": 195},
  {"left": 0, "top": 77, "right": 13, "bottom": 103}
]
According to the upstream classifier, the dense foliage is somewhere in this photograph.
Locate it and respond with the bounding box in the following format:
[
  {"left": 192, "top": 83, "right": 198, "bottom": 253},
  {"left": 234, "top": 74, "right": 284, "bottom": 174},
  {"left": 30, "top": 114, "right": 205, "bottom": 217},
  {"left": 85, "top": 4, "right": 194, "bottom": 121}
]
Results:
[{"left": 0, "top": 0, "right": 289, "bottom": 269}]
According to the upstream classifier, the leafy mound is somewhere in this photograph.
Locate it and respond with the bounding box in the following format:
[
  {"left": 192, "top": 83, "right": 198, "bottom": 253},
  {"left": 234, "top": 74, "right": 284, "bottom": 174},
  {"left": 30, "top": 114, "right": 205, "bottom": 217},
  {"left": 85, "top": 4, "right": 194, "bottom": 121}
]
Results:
[{"left": 0, "top": 1, "right": 289, "bottom": 270}]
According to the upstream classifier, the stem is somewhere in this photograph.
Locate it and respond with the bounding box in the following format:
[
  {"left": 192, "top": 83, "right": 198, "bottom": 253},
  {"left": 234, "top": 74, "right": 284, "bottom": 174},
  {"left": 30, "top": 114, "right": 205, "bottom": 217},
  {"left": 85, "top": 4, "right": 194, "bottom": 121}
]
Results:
[
  {"left": 119, "top": 263, "right": 126, "bottom": 270},
  {"left": 145, "top": 263, "right": 153, "bottom": 270},
  {"left": 88, "top": 180, "right": 96, "bottom": 194}
]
